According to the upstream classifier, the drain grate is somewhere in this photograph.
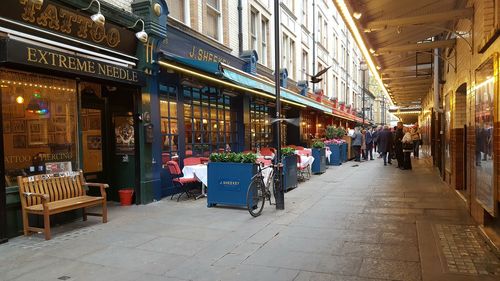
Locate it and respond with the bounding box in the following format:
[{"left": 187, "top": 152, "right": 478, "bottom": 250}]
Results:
[{"left": 434, "top": 224, "right": 500, "bottom": 276}]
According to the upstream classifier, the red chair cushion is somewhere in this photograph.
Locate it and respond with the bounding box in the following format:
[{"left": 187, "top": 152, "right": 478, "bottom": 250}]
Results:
[{"left": 173, "top": 177, "right": 198, "bottom": 184}]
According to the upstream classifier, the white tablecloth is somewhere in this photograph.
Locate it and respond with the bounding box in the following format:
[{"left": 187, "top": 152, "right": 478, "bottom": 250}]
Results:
[
  {"left": 182, "top": 164, "right": 208, "bottom": 187},
  {"left": 299, "top": 155, "right": 314, "bottom": 168},
  {"left": 325, "top": 148, "right": 332, "bottom": 160}
]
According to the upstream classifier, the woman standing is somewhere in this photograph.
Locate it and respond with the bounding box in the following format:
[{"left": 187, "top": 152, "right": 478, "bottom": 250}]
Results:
[
  {"left": 411, "top": 125, "right": 421, "bottom": 158},
  {"left": 402, "top": 127, "right": 413, "bottom": 170}
]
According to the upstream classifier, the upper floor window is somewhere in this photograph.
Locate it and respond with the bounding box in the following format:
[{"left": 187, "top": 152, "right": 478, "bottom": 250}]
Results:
[
  {"left": 318, "top": 13, "right": 327, "bottom": 48},
  {"left": 282, "top": 0, "right": 295, "bottom": 13},
  {"left": 204, "top": 0, "right": 222, "bottom": 41},
  {"left": 248, "top": 8, "right": 270, "bottom": 67},
  {"left": 302, "top": 0, "right": 308, "bottom": 28},
  {"left": 282, "top": 34, "right": 296, "bottom": 80},
  {"left": 301, "top": 50, "right": 308, "bottom": 81},
  {"left": 250, "top": 9, "right": 258, "bottom": 51},
  {"left": 167, "top": 0, "right": 185, "bottom": 23},
  {"left": 261, "top": 18, "right": 269, "bottom": 66}
]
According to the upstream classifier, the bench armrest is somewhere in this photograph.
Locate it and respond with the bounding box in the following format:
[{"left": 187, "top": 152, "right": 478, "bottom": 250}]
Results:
[{"left": 82, "top": 182, "right": 108, "bottom": 198}]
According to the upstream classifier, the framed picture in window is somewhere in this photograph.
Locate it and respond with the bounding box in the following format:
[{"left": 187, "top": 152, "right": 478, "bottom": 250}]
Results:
[
  {"left": 11, "top": 103, "right": 25, "bottom": 118},
  {"left": 52, "top": 102, "right": 66, "bottom": 116},
  {"left": 11, "top": 120, "right": 26, "bottom": 133},
  {"left": 13, "top": 134, "right": 27, "bottom": 148},
  {"left": 88, "top": 116, "right": 101, "bottom": 130},
  {"left": 27, "top": 119, "right": 48, "bottom": 146},
  {"left": 3, "top": 121, "right": 10, "bottom": 133},
  {"left": 53, "top": 117, "right": 66, "bottom": 132}
]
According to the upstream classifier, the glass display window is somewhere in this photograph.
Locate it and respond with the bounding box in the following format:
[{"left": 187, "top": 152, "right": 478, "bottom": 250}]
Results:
[
  {"left": 1, "top": 69, "right": 77, "bottom": 187},
  {"left": 183, "top": 85, "right": 238, "bottom": 157},
  {"left": 250, "top": 98, "right": 272, "bottom": 149},
  {"left": 474, "top": 53, "right": 498, "bottom": 216},
  {"left": 159, "top": 84, "right": 179, "bottom": 165}
]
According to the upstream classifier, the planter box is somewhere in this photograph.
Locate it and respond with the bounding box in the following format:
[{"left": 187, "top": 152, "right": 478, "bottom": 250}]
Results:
[
  {"left": 311, "top": 148, "right": 326, "bottom": 174},
  {"left": 207, "top": 162, "right": 257, "bottom": 208},
  {"left": 340, "top": 143, "right": 348, "bottom": 162},
  {"left": 327, "top": 144, "right": 341, "bottom": 166},
  {"left": 282, "top": 155, "right": 298, "bottom": 191}
]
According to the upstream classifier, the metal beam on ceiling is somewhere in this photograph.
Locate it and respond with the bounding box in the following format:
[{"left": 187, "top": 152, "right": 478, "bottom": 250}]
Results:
[
  {"left": 382, "top": 75, "right": 432, "bottom": 81},
  {"left": 376, "top": 39, "right": 456, "bottom": 54},
  {"left": 383, "top": 63, "right": 432, "bottom": 73},
  {"left": 365, "top": 8, "right": 473, "bottom": 31}
]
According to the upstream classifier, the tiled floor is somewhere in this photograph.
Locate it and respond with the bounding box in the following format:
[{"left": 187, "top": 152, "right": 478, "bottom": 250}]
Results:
[{"left": 1, "top": 156, "right": 499, "bottom": 281}]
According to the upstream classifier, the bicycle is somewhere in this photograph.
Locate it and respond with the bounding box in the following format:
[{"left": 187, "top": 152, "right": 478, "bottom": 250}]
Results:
[{"left": 246, "top": 162, "right": 282, "bottom": 217}]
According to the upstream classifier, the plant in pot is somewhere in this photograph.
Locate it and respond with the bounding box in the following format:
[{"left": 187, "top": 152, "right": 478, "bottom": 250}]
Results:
[
  {"left": 325, "top": 126, "right": 346, "bottom": 166},
  {"left": 207, "top": 152, "right": 257, "bottom": 208},
  {"left": 311, "top": 141, "right": 326, "bottom": 174},
  {"left": 281, "top": 147, "right": 298, "bottom": 191}
]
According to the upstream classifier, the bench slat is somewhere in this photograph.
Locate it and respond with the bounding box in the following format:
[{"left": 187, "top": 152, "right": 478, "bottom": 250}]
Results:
[{"left": 25, "top": 196, "right": 104, "bottom": 213}]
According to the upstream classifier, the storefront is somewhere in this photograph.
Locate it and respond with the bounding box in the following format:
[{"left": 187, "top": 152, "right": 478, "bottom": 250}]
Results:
[{"left": 0, "top": 0, "right": 152, "bottom": 239}]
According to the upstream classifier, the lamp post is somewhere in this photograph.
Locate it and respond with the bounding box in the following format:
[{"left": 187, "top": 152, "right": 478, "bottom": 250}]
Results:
[
  {"left": 273, "top": 0, "right": 284, "bottom": 210},
  {"left": 360, "top": 61, "right": 368, "bottom": 126}
]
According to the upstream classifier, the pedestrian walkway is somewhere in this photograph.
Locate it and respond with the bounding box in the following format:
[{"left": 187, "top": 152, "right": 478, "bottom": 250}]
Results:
[{"left": 1, "top": 157, "right": 499, "bottom": 281}]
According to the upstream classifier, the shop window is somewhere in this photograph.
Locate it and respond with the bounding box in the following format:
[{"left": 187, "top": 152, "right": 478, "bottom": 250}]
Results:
[
  {"left": 159, "top": 85, "right": 179, "bottom": 165},
  {"left": 250, "top": 99, "right": 272, "bottom": 149},
  {"left": 183, "top": 86, "right": 237, "bottom": 157},
  {"left": 1, "top": 69, "right": 77, "bottom": 187},
  {"left": 301, "top": 112, "right": 314, "bottom": 142}
]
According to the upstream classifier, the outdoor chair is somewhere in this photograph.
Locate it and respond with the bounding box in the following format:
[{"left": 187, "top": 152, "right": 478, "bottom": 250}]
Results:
[
  {"left": 296, "top": 154, "right": 311, "bottom": 181},
  {"left": 166, "top": 161, "right": 199, "bottom": 201}
]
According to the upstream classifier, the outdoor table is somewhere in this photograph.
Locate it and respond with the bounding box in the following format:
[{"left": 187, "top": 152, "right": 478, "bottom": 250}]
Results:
[{"left": 182, "top": 164, "right": 208, "bottom": 199}]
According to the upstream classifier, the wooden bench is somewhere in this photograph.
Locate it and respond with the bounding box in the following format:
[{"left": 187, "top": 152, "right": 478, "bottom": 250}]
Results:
[{"left": 17, "top": 170, "right": 108, "bottom": 240}]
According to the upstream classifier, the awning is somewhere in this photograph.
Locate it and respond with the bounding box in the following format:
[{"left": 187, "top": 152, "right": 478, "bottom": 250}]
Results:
[{"left": 161, "top": 54, "right": 331, "bottom": 111}]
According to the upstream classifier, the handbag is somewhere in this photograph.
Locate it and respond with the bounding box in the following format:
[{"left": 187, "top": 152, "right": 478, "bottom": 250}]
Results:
[{"left": 403, "top": 142, "right": 413, "bottom": 151}]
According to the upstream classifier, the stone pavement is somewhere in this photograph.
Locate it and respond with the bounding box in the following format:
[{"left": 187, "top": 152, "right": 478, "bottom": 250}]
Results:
[{"left": 1, "top": 157, "right": 499, "bottom": 281}]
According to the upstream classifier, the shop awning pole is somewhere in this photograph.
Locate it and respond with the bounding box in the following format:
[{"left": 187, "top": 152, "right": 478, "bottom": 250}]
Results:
[{"left": 274, "top": 0, "right": 284, "bottom": 210}]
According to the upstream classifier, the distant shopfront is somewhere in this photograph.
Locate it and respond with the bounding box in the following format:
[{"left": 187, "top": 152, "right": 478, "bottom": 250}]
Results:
[{"left": 0, "top": 0, "right": 145, "bottom": 239}]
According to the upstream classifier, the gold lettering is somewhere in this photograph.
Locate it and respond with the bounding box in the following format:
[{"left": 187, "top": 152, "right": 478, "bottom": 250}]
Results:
[
  {"left": 97, "top": 63, "right": 106, "bottom": 75},
  {"left": 67, "top": 56, "right": 77, "bottom": 70},
  {"left": 202, "top": 50, "right": 209, "bottom": 61},
  {"left": 106, "top": 65, "right": 113, "bottom": 76},
  {"left": 36, "top": 4, "right": 60, "bottom": 30},
  {"left": 132, "top": 71, "right": 138, "bottom": 82},
  {"left": 113, "top": 66, "right": 119, "bottom": 78},
  {"left": 90, "top": 24, "right": 106, "bottom": 43},
  {"left": 59, "top": 9, "right": 77, "bottom": 34},
  {"left": 88, "top": 61, "right": 95, "bottom": 73},
  {"left": 27, "top": 47, "right": 37, "bottom": 62},
  {"left": 197, "top": 49, "right": 203, "bottom": 60},
  {"left": 76, "top": 16, "right": 93, "bottom": 39},
  {"left": 37, "top": 50, "right": 49, "bottom": 64},
  {"left": 58, "top": 54, "right": 68, "bottom": 68},
  {"left": 208, "top": 53, "right": 213, "bottom": 62},
  {"left": 48, "top": 52, "right": 57, "bottom": 66},
  {"left": 106, "top": 28, "right": 120, "bottom": 47},
  {"left": 119, "top": 68, "right": 127, "bottom": 80},
  {"left": 189, "top": 46, "right": 196, "bottom": 58},
  {"left": 19, "top": 0, "right": 40, "bottom": 23},
  {"left": 77, "top": 59, "right": 88, "bottom": 72}
]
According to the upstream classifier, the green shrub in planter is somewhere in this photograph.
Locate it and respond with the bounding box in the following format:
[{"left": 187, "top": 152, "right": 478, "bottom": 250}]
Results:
[
  {"left": 312, "top": 140, "right": 325, "bottom": 148},
  {"left": 281, "top": 147, "right": 296, "bottom": 157}
]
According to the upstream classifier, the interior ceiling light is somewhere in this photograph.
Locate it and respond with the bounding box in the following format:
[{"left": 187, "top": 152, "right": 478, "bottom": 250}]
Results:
[
  {"left": 376, "top": 66, "right": 381, "bottom": 70},
  {"left": 334, "top": 0, "right": 393, "bottom": 105},
  {"left": 353, "top": 12, "right": 362, "bottom": 19},
  {"left": 81, "top": 0, "right": 105, "bottom": 26},
  {"left": 369, "top": 48, "right": 376, "bottom": 54},
  {"left": 129, "top": 19, "right": 148, "bottom": 43}
]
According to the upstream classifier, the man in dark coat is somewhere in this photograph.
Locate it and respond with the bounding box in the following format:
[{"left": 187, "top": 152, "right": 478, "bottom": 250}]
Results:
[
  {"left": 394, "top": 122, "right": 405, "bottom": 168},
  {"left": 378, "top": 125, "right": 393, "bottom": 165}
]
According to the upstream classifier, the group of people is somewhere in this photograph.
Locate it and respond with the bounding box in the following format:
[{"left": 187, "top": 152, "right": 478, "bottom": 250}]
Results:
[{"left": 350, "top": 122, "right": 422, "bottom": 170}]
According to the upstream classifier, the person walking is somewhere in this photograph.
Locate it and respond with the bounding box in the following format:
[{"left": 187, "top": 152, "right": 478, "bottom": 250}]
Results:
[
  {"left": 402, "top": 127, "right": 413, "bottom": 170},
  {"left": 365, "top": 127, "right": 374, "bottom": 160},
  {"left": 378, "top": 125, "right": 393, "bottom": 165},
  {"left": 351, "top": 127, "right": 362, "bottom": 162},
  {"left": 394, "top": 122, "right": 404, "bottom": 169},
  {"left": 411, "top": 124, "right": 421, "bottom": 158},
  {"left": 373, "top": 125, "right": 381, "bottom": 155},
  {"left": 361, "top": 129, "right": 367, "bottom": 160}
]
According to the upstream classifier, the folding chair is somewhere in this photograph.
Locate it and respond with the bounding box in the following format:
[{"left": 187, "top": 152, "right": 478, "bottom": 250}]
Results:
[{"left": 166, "top": 161, "right": 199, "bottom": 201}]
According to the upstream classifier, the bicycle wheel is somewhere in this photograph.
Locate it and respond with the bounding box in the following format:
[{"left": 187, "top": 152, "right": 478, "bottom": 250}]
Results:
[{"left": 247, "top": 177, "right": 265, "bottom": 217}]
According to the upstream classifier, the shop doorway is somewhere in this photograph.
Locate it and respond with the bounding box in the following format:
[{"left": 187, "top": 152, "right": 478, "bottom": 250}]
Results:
[{"left": 80, "top": 83, "right": 108, "bottom": 184}]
